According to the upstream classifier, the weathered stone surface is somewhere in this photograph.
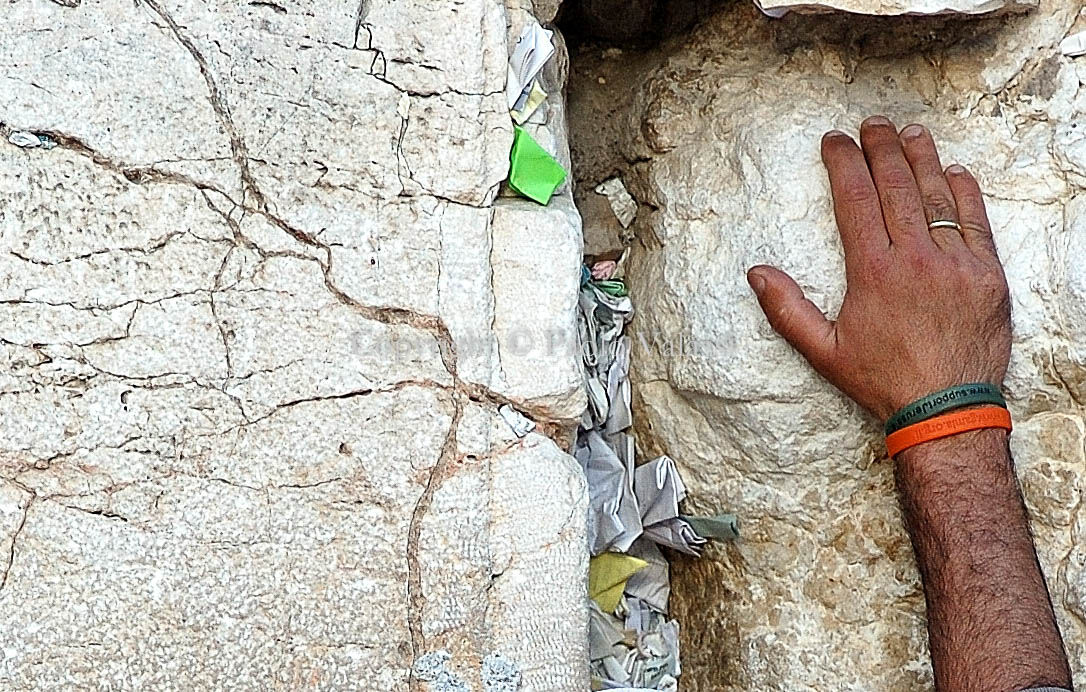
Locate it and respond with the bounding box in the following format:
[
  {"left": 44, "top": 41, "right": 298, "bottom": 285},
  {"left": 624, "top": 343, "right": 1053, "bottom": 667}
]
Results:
[
  {"left": 568, "top": 0, "right": 1086, "bottom": 689},
  {"left": 0, "top": 0, "right": 587, "bottom": 689},
  {"left": 491, "top": 197, "right": 585, "bottom": 419},
  {"left": 755, "top": 0, "right": 1036, "bottom": 16},
  {"left": 488, "top": 433, "right": 591, "bottom": 691}
]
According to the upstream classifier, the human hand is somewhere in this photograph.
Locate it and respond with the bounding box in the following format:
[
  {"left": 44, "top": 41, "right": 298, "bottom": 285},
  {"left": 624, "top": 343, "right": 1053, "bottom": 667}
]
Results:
[{"left": 747, "top": 116, "right": 1012, "bottom": 422}]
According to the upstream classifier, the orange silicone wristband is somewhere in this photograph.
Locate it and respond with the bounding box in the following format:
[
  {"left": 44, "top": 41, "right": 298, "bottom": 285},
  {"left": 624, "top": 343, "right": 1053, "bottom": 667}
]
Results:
[{"left": 885, "top": 405, "right": 1012, "bottom": 459}]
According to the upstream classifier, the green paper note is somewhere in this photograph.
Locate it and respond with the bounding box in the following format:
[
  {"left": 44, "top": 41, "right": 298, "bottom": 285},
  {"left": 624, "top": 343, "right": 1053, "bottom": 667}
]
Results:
[
  {"left": 592, "top": 280, "right": 628, "bottom": 298},
  {"left": 682, "top": 514, "right": 740, "bottom": 541},
  {"left": 509, "top": 125, "right": 567, "bottom": 205}
]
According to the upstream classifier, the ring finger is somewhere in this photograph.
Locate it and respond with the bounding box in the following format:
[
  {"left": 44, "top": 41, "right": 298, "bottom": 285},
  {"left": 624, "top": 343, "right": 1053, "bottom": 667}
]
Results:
[{"left": 899, "top": 124, "right": 965, "bottom": 252}]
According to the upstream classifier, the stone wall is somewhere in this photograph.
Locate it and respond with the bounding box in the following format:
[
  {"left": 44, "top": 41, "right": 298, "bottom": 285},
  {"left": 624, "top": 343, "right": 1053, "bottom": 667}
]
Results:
[
  {"left": 5, "top": 0, "right": 1084, "bottom": 688},
  {"left": 0, "top": 1, "right": 588, "bottom": 689},
  {"left": 568, "top": 0, "right": 1086, "bottom": 689}
]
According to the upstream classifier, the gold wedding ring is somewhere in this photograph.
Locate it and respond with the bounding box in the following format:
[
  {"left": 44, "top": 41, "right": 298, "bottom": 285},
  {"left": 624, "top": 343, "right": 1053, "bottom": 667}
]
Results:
[{"left": 928, "top": 220, "right": 962, "bottom": 232}]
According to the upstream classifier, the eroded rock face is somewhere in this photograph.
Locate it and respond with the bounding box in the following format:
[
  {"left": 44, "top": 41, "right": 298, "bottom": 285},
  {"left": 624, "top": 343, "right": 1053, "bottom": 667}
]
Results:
[
  {"left": 0, "top": 0, "right": 587, "bottom": 689},
  {"left": 755, "top": 0, "right": 1036, "bottom": 16},
  {"left": 570, "top": 1, "right": 1086, "bottom": 689}
]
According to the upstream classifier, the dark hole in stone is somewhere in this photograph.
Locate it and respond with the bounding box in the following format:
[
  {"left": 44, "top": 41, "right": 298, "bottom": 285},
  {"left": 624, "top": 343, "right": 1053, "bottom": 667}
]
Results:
[{"left": 557, "top": 0, "right": 731, "bottom": 47}]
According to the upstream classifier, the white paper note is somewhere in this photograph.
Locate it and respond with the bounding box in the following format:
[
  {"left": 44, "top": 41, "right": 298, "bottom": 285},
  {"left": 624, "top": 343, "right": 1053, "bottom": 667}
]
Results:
[
  {"left": 1061, "top": 31, "right": 1086, "bottom": 57},
  {"left": 506, "top": 21, "right": 555, "bottom": 111}
]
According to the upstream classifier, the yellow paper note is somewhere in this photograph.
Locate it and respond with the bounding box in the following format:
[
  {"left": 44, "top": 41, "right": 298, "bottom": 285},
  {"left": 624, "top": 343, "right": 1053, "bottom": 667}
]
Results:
[
  {"left": 588, "top": 553, "right": 647, "bottom": 613},
  {"left": 511, "top": 81, "right": 548, "bottom": 125}
]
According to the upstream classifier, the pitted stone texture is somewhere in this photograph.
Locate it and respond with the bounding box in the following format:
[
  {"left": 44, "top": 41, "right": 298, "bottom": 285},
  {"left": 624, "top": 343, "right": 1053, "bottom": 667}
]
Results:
[
  {"left": 0, "top": 0, "right": 587, "bottom": 688},
  {"left": 2, "top": 390, "right": 452, "bottom": 689},
  {"left": 491, "top": 197, "right": 586, "bottom": 419},
  {"left": 488, "top": 434, "right": 591, "bottom": 692},
  {"left": 567, "top": 1, "right": 1085, "bottom": 690}
]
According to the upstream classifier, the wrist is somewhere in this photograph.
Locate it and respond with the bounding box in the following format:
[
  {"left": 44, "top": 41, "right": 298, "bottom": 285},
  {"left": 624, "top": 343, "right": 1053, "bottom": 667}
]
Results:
[
  {"left": 883, "top": 382, "right": 1006, "bottom": 436},
  {"left": 896, "top": 427, "right": 1011, "bottom": 481}
]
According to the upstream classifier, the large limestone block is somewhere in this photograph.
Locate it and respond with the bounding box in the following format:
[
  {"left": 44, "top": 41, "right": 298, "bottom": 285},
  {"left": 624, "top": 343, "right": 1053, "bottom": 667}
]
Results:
[
  {"left": 0, "top": 0, "right": 588, "bottom": 688},
  {"left": 2, "top": 389, "right": 455, "bottom": 689},
  {"left": 491, "top": 197, "right": 586, "bottom": 420},
  {"left": 488, "top": 433, "right": 592, "bottom": 691},
  {"left": 580, "top": 2, "right": 1086, "bottom": 690}
]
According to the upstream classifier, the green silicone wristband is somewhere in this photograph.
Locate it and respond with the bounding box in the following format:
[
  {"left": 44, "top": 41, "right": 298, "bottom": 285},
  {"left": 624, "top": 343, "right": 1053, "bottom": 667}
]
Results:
[{"left": 884, "top": 383, "right": 1007, "bottom": 436}]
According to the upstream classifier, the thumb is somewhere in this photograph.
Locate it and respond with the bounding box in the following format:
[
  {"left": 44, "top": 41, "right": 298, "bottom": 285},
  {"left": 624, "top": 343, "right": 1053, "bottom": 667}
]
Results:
[{"left": 747, "top": 265, "right": 837, "bottom": 372}]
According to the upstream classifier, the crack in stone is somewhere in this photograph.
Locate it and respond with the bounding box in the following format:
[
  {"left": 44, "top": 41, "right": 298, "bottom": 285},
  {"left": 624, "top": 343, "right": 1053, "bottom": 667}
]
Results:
[
  {"left": 0, "top": 122, "right": 230, "bottom": 200},
  {"left": 210, "top": 248, "right": 236, "bottom": 378},
  {"left": 0, "top": 497, "right": 32, "bottom": 596},
  {"left": 0, "top": 300, "right": 137, "bottom": 350},
  {"left": 57, "top": 504, "right": 132, "bottom": 524},
  {"left": 271, "top": 477, "right": 346, "bottom": 491},
  {"left": 8, "top": 229, "right": 188, "bottom": 267},
  {"left": 269, "top": 379, "right": 453, "bottom": 414},
  {"left": 202, "top": 190, "right": 255, "bottom": 251},
  {"left": 209, "top": 290, "right": 234, "bottom": 379},
  {"left": 395, "top": 101, "right": 413, "bottom": 197},
  {"left": 5, "top": 435, "right": 147, "bottom": 478},
  {"left": 190, "top": 379, "right": 450, "bottom": 435},
  {"left": 352, "top": 0, "right": 371, "bottom": 51},
  {"left": 405, "top": 393, "right": 463, "bottom": 692},
  {"left": 1, "top": 288, "right": 200, "bottom": 312},
  {"left": 141, "top": 0, "right": 267, "bottom": 209}
]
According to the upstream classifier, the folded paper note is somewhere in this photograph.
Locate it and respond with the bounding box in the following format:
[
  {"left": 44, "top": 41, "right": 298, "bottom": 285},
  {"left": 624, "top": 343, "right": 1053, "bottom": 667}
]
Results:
[
  {"left": 506, "top": 22, "right": 555, "bottom": 110},
  {"left": 624, "top": 539, "right": 670, "bottom": 614},
  {"left": 498, "top": 404, "right": 535, "bottom": 438},
  {"left": 576, "top": 431, "right": 644, "bottom": 555},
  {"left": 682, "top": 514, "right": 740, "bottom": 541},
  {"left": 594, "top": 280, "right": 629, "bottom": 297},
  {"left": 589, "top": 553, "right": 647, "bottom": 613},
  {"left": 594, "top": 177, "right": 638, "bottom": 228},
  {"left": 511, "top": 81, "right": 548, "bottom": 124},
  {"left": 508, "top": 126, "right": 567, "bottom": 205},
  {"left": 1061, "top": 31, "right": 1086, "bottom": 57}
]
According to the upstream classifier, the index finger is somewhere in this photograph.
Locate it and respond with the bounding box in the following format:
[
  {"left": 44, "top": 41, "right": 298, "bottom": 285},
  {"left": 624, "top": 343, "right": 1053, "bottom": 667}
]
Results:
[{"left": 821, "top": 130, "right": 890, "bottom": 264}]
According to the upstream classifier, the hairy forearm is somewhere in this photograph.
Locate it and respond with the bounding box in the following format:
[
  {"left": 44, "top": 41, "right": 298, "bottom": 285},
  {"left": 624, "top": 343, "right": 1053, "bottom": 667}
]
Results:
[{"left": 896, "top": 429, "right": 1072, "bottom": 692}]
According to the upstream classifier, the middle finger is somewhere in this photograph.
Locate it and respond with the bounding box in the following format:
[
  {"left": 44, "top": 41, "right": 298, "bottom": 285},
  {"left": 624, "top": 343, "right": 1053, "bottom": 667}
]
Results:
[{"left": 899, "top": 123, "right": 966, "bottom": 253}]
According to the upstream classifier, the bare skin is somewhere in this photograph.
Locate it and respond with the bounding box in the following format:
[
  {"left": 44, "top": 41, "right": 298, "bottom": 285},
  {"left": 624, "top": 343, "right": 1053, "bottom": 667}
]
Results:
[{"left": 747, "top": 116, "right": 1073, "bottom": 691}]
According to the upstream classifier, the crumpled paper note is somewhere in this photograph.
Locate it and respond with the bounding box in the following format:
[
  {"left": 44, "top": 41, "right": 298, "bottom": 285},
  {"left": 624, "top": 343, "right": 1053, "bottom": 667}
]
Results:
[
  {"left": 576, "top": 431, "right": 643, "bottom": 555},
  {"left": 498, "top": 404, "right": 535, "bottom": 438},
  {"left": 511, "top": 80, "right": 548, "bottom": 124},
  {"left": 506, "top": 21, "right": 554, "bottom": 111},
  {"left": 589, "top": 552, "right": 648, "bottom": 613},
  {"left": 575, "top": 263, "right": 738, "bottom": 690},
  {"left": 594, "top": 177, "right": 638, "bottom": 228},
  {"left": 635, "top": 456, "right": 705, "bottom": 555},
  {"left": 589, "top": 599, "right": 681, "bottom": 690},
  {"left": 508, "top": 125, "right": 567, "bottom": 205}
]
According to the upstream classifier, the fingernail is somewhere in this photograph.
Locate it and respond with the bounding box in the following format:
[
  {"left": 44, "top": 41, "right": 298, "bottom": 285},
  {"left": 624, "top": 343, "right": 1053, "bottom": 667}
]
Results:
[
  {"left": 946, "top": 164, "right": 966, "bottom": 175},
  {"left": 747, "top": 270, "right": 766, "bottom": 296},
  {"left": 901, "top": 124, "right": 925, "bottom": 139},
  {"left": 824, "top": 129, "right": 848, "bottom": 139},
  {"left": 865, "top": 115, "right": 891, "bottom": 126}
]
